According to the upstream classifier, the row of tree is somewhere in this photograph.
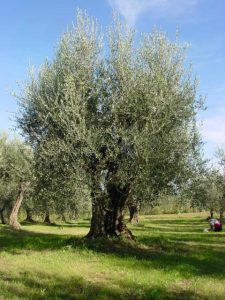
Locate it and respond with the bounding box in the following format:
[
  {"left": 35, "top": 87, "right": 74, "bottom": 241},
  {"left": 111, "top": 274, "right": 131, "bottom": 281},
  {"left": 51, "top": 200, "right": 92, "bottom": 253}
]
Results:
[{"left": 1, "top": 11, "right": 224, "bottom": 237}]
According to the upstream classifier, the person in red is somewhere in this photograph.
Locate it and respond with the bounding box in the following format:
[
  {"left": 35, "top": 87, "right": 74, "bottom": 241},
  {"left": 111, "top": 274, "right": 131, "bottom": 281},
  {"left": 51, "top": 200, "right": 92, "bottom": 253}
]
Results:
[
  {"left": 214, "top": 219, "right": 222, "bottom": 232},
  {"left": 207, "top": 217, "right": 222, "bottom": 232}
]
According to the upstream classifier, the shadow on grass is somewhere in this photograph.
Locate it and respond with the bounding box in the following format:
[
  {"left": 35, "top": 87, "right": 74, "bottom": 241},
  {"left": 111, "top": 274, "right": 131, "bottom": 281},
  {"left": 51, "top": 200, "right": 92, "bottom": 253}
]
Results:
[
  {"left": 20, "top": 221, "right": 90, "bottom": 228},
  {"left": 65, "top": 235, "right": 225, "bottom": 279},
  {"left": 1, "top": 219, "right": 225, "bottom": 281},
  {"left": 148, "top": 219, "right": 206, "bottom": 225},
  {"left": 0, "top": 270, "right": 208, "bottom": 300},
  {"left": 0, "top": 227, "right": 68, "bottom": 252},
  {"left": 0, "top": 271, "right": 121, "bottom": 300},
  {"left": 131, "top": 225, "right": 206, "bottom": 233}
]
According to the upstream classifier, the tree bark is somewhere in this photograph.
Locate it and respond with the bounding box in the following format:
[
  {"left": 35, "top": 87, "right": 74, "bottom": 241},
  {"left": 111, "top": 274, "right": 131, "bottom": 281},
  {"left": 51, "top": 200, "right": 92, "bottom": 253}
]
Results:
[
  {"left": 25, "top": 208, "right": 35, "bottom": 223},
  {"left": 86, "top": 199, "right": 106, "bottom": 238},
  {"left": 44, "top": 211, "right": 51, "bottom": 224},
  {"left": 128, "top": 204, "right": 139, "bottom": 223},
  {"left": 9, "top": 182, "right": 28, "bottom": 230},
  {"left": 105, "top": 183, "right": 134, "bottom": 239},
  {"left": 219, "top": 209, "right": 224, "bottom": 221}
]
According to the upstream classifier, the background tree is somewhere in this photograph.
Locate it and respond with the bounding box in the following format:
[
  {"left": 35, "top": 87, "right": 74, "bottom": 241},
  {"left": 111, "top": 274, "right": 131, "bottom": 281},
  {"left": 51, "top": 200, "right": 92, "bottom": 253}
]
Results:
[
  {"left": 0, "top": 134, "right": 15, "bottom": 224},
  {"left": 215, "top": 147, "right": 225, "bottom": 219},
  {"left": 0, "top": 134, "right": 33, "bottom": 229},
  {"left": 188, "top": 167, "right": 224, "bottom": 219}
]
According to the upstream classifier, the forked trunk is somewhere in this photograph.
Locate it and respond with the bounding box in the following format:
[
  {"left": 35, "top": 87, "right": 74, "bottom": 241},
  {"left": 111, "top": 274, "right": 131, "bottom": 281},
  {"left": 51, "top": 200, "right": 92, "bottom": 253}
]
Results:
[
  {"left": 44, "top": 211, "right": 51, "bottom": 224},
  {"left": 128, "top": 204, "right": 139, "bottom": 223},
  {"left": 9, "top": 181, "right": 28, "bottom": 230}
]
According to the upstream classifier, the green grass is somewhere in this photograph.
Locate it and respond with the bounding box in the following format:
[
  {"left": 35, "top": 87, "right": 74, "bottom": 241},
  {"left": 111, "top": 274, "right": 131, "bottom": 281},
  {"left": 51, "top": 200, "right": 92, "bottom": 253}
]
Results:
[{"left": 0, "top": 213, "right": 225, "bottom": 299}]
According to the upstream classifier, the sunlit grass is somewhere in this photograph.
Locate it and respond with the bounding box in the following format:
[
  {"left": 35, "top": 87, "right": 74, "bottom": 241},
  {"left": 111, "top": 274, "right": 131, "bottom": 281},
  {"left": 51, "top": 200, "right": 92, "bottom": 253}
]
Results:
[{"left": 0, "top": 212, "right": 225, "bottom": 299}]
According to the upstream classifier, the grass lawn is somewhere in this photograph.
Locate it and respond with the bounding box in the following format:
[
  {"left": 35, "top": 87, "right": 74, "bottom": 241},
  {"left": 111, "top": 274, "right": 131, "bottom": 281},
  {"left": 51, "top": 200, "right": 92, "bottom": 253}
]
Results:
[{"left": 0, "top": 213, "right": 225, "bottom": 299}]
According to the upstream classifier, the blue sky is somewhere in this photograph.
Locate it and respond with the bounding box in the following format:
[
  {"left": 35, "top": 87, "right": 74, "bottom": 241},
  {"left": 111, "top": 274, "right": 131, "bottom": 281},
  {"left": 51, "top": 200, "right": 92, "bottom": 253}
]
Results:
[{"left": 0, "top": 0, "right": 225, "bottom": 161}]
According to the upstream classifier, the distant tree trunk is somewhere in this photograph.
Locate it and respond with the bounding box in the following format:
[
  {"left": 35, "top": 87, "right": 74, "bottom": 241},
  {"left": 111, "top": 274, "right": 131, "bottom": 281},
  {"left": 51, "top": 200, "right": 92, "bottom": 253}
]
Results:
[
  {"left": 210, "top": 208, "right": 214, "bottom": 218},
  {"left": 128, "top": 204, "right": 139, "bottom": 223},
  {"left": 0, "top": 208, "right": 6, "bottom": 224},
  {"left": 61, "top": 213, "right": 67, "bottom": 223},
  {"left": 25, "top": 208, "right": 35, "bottom": 223},
  {"left": 219, "top": 209, "right": 224, "bottom": 221},
  {"left": 9, "top": 181, "right": 28, "bottom": 230},
  {"left": 44, "top": 211, "right": 51, "bottom": 224}
]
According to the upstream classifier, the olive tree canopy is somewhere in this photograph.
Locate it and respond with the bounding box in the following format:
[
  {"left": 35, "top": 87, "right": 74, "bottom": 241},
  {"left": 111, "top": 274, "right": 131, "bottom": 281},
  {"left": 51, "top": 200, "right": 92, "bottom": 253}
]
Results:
[{"left": 17, "top": 11, "right": 203, "bottom": 238}]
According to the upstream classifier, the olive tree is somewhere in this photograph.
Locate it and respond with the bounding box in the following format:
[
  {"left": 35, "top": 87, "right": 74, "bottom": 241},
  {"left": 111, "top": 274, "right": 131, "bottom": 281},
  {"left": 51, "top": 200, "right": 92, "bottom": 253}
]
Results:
[{"left": 17, "top": 11, "right": 203, "bottom": 238}]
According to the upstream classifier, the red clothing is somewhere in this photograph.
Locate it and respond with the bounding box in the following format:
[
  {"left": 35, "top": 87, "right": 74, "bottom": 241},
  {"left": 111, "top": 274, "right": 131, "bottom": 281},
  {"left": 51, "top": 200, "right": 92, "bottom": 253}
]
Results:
[{"left": 214, "top": 220, "right": 222, "bottom": 232}]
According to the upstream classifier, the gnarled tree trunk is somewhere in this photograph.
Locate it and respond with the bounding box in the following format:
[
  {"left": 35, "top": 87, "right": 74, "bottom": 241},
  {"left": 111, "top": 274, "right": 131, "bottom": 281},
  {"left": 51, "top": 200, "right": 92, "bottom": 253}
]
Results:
[
  {"left": 86, "top": 183, "right": 134, "bottom": 239},
  {"left": 9, "top": 181, "right": 28, "bottom": 230},
  {"left": 105, "top": 183, "right": 133, "bottom": 238}
]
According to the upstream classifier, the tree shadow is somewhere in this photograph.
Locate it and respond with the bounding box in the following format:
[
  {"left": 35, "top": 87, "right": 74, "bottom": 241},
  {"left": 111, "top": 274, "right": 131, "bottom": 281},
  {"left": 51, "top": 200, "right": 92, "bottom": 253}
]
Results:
[
  {"left": 0, "top": 271, "right": 121, "bottom": 300},
  {"left": 148, "top": 219, "right": 206, "bottom": 225},
  {"left": 66, "top": 235, "right": 225, "bottom": 279},
  {"left": 0, "top": 227, "right": 68, "bottom": 253},
  {"left": 0, "top": 269, "right": 209, "bottom": 299},
  {"left": 1, "top": 219, "right": 225, "bottom": 282},
  {"left": 20, "top": 221, "right": 90, "bottom": 228},
  {"left": 131, "top": 225, "right": 205, "bottom": 233}
]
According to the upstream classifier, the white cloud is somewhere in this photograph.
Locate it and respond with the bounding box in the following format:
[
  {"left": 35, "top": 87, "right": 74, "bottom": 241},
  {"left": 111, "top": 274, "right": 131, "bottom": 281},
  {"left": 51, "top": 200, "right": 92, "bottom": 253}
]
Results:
[{"left": 107, "top": 0, "right": 199, "bottom": 26}]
